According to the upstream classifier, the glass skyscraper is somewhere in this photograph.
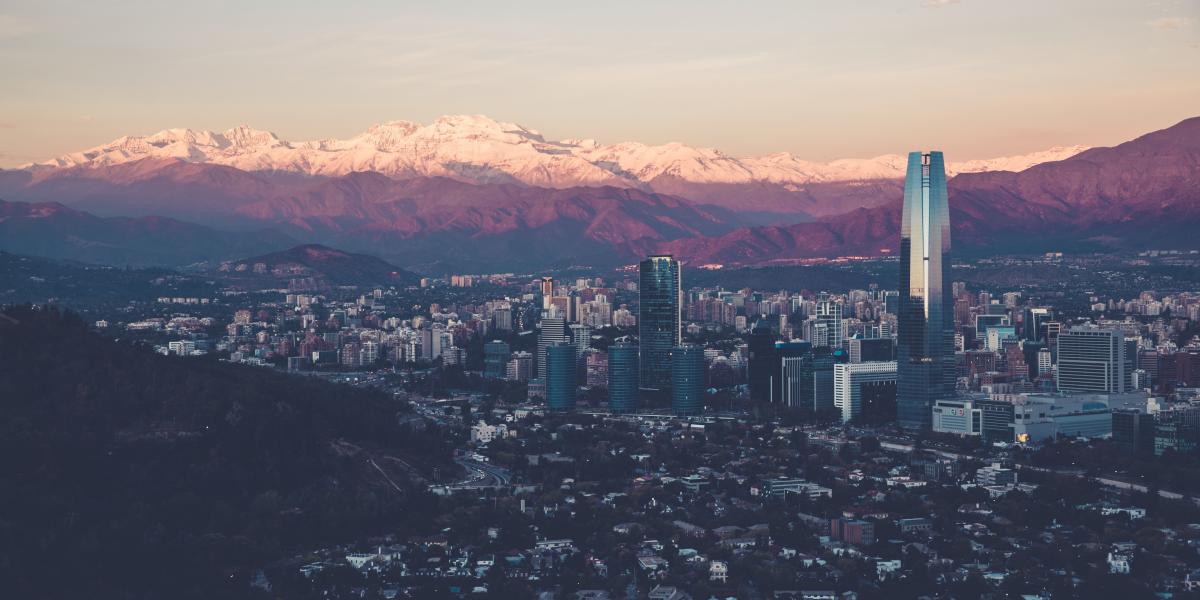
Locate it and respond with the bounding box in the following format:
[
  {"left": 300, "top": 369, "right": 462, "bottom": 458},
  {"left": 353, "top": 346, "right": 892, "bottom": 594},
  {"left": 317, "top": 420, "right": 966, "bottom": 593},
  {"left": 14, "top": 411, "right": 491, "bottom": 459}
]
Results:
[
  {"left": 607, "top": 343, "right": 639, "bottom": 413},
  {"left": 671, "top": 344, "right": 705, "bottom": 415},
  {"left": 897, "top": 151, "right": 956, "bottom": 429},
  {"left": 639, "top": 255, "right": 681, "bottom": 391},
  {"left": 546, "top": 342, "right": 577, "bottom": 411}
]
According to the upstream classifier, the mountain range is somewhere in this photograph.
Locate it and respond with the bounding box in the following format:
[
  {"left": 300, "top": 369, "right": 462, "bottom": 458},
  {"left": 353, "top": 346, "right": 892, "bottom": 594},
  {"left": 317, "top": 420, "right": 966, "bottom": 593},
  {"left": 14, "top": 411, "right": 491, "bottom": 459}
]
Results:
[
  {"left": 664, "top": 116, "right": 1200, "bottom": 264},
  {"left": 0, "top": 115, "right": 1196, "bottom": 271},
  {"left": 26, "top": 114, "right": 1087, "bottom": 188}
]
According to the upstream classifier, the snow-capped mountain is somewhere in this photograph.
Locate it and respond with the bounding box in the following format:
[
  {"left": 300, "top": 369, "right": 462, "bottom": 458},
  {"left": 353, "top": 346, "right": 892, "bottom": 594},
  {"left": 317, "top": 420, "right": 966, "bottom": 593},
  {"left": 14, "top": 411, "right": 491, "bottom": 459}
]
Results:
[{"left": 28, "top": 115, "right": 1087, "bottom": 187}]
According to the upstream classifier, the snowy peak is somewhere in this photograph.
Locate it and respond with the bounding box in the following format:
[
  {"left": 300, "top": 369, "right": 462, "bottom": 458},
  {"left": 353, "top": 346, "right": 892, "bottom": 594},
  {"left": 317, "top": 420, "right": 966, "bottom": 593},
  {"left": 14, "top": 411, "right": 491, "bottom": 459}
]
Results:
[{"left": 27, "top": 115, "right": 1089, "bottom": 187}]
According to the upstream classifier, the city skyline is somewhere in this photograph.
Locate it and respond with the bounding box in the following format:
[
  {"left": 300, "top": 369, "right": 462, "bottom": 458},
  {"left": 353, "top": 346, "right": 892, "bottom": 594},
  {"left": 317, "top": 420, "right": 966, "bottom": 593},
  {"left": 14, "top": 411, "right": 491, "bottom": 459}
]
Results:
[{"left": 5, "top": 2, "right": 1200, "bottom": 596}]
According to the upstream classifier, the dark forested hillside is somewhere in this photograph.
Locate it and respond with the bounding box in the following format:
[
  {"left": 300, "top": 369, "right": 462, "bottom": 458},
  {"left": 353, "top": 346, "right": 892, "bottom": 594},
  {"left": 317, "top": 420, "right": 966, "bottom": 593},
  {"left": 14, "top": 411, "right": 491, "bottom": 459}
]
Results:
[{"left": 0, "top": 305, "right": 454, "bottom": 598}]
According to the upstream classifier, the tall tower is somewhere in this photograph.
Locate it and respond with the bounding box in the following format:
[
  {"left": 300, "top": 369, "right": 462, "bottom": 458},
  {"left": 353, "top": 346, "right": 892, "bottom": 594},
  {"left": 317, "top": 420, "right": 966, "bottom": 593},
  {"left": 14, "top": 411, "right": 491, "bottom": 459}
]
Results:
[
  {"left": 897, "top": 151, "right": 955, "bottom": 430},
  {"left": 608, "top": 343, "right": 639, "bottom": 413},
  {"left": 639, "top": 255, "right": 681, "bottom": 391},
  {"left": 546, "top": 342, "right": 577, "bottom": 411},
  {"left": 815, "top": 293, "right": 844, "bottom": 349},
  {"left": 540, "top": 276, "right": 554, "bottom": 310},
  {"left": 671, "top": 344, "right": 705, "bottom": 415},
  {"left": 537, "top": 316, "right": 568, "bottom": 381}
]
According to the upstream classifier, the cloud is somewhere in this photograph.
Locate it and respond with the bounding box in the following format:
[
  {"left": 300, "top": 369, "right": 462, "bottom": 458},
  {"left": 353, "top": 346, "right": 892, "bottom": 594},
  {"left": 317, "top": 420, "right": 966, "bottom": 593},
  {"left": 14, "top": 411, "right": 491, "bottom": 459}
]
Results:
[
  {"left": 1148, "top": 16, "right": 1192, "bottom": 31},
  {"left": 922, "top": 0, "right": 959, "bottom": 7}
]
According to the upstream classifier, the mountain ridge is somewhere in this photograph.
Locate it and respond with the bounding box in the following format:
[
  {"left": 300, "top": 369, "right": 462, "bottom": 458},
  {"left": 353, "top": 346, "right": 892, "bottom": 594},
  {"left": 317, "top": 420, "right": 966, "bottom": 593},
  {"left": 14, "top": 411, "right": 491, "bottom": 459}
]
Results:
[{"left": 21, "top": 114, "right": 1089, "bottom": 190}]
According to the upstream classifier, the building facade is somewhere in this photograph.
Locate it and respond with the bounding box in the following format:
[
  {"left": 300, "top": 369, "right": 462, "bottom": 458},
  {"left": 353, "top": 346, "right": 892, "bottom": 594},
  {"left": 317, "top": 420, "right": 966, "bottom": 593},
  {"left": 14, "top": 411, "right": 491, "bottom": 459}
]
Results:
[
  {"left": 608, "top": 343, "right": 639, "bottom": 413},
  {"left": 671, "top": 344, "right": 705, "bottom": 415},
  {"left": 897, "top": 151, "right": 956, "bottom": 429},
  {"left": 639, "top": 255, "right": 682, "bottom": 391}
]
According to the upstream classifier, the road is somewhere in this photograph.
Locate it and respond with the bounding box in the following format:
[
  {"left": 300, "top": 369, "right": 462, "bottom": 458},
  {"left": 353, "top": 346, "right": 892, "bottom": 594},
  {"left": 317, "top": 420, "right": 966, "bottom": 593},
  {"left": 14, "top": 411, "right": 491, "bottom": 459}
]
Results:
[{"left": 442, "top": 457, "right": 511, "bottom": 490}]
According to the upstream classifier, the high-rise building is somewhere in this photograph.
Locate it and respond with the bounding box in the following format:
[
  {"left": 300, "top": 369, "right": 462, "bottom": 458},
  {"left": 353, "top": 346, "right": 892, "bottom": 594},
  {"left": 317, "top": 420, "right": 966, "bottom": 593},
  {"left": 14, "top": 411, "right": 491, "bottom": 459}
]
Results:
[
  {"left": 897, "top": 151, "right": 956, "bottom": 430},
  {"left": 1022, "top": 307, "right": 1053, "bottom": 341},
  {"left": 815, "top": 294, "right": 844, "bottom": 349},
  {"left": 585, "top": 349, "right": 608, "bottom": 387},
  {"left": 848, "top": 337, "right": 894, "bottom": 363},
  {"left": 671, "top": 345, "right": 705, "bottom": 415},
  {"left": 570, "top": 323, "right": 593, "bottom": 357},
  {"left": 748, "top": 320, "right": 777, "bottom": 402},
  {"left": 546, "top": 342, "right": 577, "bottom": 411},
  {"left": 639, "top": 255, "right": 681, "bottom": 391},
  {"left": 834, "top": 361, "right": 898, "bottom": 423},
  {"left": 1057, "top": 326, "right": 1127, "bottom": 393},
  {"left": 484, "top": 340, "right": 511, "bottom": 379},
  {"left": 540, "top": 276, "right": 554, "bottom": 310},
  {"left": 775, "top": 341, "right": 813, "bottom": 409},
  {"left": 537, "top": 316, "right": 568, "bottom": 381},
  {"left": 608, "top": 343, "right": 639, "bottom": 413},
  {"left": 506, "top": 351, "right": 533, "bottom": 382}
]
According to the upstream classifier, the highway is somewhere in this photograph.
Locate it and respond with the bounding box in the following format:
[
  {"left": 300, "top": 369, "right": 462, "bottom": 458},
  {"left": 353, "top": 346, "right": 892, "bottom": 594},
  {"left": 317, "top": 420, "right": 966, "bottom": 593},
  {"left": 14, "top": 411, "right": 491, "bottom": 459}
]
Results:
[{"left": 442, "top": 457, "right": 512, "bottom": 490}]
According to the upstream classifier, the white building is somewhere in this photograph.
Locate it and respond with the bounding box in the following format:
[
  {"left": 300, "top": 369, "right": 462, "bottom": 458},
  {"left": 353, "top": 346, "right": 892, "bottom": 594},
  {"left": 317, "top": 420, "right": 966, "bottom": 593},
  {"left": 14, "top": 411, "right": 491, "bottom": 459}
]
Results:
[
  {"left": 833, "top": 361, "right": 897, "bottom": 423},
  {"left": 932, "top": 398, "right": 982, "bottom": 436},
  {"left": 709, "top": 560, "right": 728, "bottom": 582},
  {"left": 471, "top": 421, "right": 509, "bottom": 444}
]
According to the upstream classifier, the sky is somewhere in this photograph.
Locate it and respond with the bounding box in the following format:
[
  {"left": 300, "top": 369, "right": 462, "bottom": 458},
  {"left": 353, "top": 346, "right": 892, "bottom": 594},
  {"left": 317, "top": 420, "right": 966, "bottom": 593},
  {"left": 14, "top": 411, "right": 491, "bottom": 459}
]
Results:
[{"left": 1, "top": 0, "right": 1197, "bottom": 167}]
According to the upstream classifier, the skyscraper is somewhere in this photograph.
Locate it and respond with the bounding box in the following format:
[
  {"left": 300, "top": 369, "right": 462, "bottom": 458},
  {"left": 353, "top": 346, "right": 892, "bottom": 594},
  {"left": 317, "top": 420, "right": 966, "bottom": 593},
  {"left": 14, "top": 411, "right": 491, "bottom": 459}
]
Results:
[
  {"left": 608, "top": 343, "right": 639, "bottom": 413},
  {"left": 1057, "top": 326, "right": 1127, "bottom": 393},
  {"left": 537, "top": 316, "right": 568, "bottom": 381},
  {"left": 483, "top": 340, "right": 511, "bottom": 379},
  {"left": 896, "top": 151, "right": 956, "bottom": 430},
  {"left": 639, "top": 255, "right": 681, "bottom": 391},
  {"left": 540, "top": 276, "right": 554, "bottom": 310},
  {"left": 546, "top": 342, "right": 577, "bottom": 411},
  {"left": 671, "top": 344, "right": 705, "bottom": 415},
  {"left": 815, "top": 293, "right": 844, "bottom": 349},
  {"left": 775, "top": 340, "right": 813, "bottom": 409},
  {"left": 747, "top": 320, "right": 777, "bottom": 402}
]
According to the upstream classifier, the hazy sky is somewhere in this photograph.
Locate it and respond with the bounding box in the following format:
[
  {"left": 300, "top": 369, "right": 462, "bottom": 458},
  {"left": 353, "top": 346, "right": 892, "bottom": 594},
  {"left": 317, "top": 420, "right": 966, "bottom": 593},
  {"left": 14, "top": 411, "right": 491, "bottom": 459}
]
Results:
[{"left": 1, "top": 0, "right": 1197, "bottom": 167}]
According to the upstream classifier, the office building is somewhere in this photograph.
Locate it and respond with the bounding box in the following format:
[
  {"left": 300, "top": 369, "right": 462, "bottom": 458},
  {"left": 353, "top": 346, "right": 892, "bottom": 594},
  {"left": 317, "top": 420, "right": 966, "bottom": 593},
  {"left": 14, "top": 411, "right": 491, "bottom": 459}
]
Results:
[
  {"left": 608, "top": 343, "right": 639, "bottom": 413},
  {"left": 483, "top": 340, "right": 511, "bottom": 379},
  {"left": 1112, "top": 408, "right": 1156, "bottom": 454},
  {"left": 570, "top": 323, "right": 592, "bottom": 357},
  {"left": 747, "top": 320, "right": 777, "bottom": 402},
  {"left": 639, "top": 255, "right": 682, "bottom": 391},
  {"left": 671, "top": 344, "right": 705, "bottom": 415},
  {"left": 815, "top": 294, "right": 844, "bottom": 349},
  {"left": 932, "top": 398, "right": 983, "bottom": 436},
  {"left": 546, "top": 342, "right": 577, "bottom": 411},
  {"left": 848, "top": 337, "right": 894, "bottom": 363},
  {"left": 775, "top": 341, "right": 814, "bottom": 409},
  {"left": 506, "top": 351, "right": 534, "bottom": 382},
  {"left": 540, "top": 276, "right": 554, "bottom": 310},
  {"left": 834, "top": 361, "right": 898, "bottom": 423},
  {"left": 537, "top": 316, "right": 568, "bottom": 381},
  {"left": 897, "top": 151, "right": 956, "bottom": 429},
  {"left": 1057, "top": 327, "right": 1127, "bottom": 393}
]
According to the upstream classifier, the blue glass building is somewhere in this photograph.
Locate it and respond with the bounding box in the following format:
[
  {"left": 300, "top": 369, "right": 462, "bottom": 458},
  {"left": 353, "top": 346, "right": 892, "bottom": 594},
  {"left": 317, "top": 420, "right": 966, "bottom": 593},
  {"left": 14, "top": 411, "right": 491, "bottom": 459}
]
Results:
[
  {"left": 671, "top": 344, "right": 705, "bottom": 415},
  {"left": 639, "top": 255, "right": 681, "bottom": 391},
  {"left": 896, "top": 151, "right": 956, "bottom": 429},
  {"left": 483, "top": 340, "right": 511, "bottom": 379},
  {"left": 607, "top": 343, "right": 639, "bottom": 413},
  {"left": 546, "top": 342, "right": 577, "bottom": 411}
]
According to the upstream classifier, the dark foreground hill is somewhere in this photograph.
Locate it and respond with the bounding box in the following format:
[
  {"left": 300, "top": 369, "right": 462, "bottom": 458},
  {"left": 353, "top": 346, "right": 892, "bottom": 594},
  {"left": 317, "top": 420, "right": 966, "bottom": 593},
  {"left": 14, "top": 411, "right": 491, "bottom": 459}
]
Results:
[{"left": 0, "top": 305, "right": 454, "bottom": 598}]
